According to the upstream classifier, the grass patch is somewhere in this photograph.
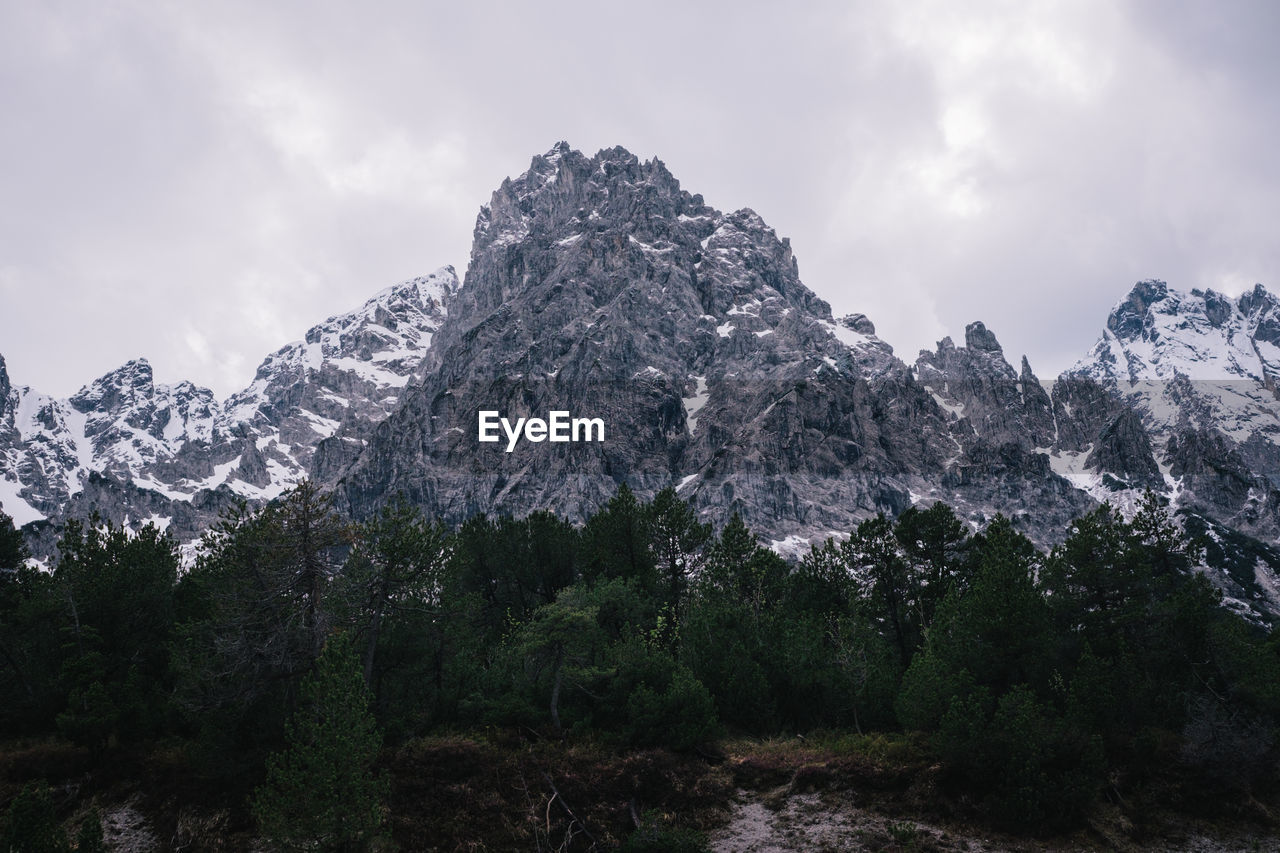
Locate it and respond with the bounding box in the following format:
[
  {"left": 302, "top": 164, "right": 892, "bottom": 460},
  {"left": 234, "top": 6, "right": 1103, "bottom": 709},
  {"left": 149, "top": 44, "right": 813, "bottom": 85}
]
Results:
[{"left": 385, "top": 733, "right": 733, "bottom": 850}]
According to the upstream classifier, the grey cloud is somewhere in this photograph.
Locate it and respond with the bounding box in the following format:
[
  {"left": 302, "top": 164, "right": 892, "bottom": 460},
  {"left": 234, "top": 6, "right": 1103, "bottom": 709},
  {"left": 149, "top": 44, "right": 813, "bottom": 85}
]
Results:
[{"left": 1, "top": 0, "right": 1277, "bottom": 399}]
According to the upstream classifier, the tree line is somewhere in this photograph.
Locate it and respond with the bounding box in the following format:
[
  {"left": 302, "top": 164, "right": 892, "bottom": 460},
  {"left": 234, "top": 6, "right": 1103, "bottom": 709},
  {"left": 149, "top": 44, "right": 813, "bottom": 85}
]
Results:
[{"left": 3, "top": 483, "right": 1280, "bottom": 847}]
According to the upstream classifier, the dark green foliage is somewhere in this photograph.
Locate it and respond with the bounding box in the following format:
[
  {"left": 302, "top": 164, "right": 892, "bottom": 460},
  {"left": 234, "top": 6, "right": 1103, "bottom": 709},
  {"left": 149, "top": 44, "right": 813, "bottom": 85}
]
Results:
[
  {"left": 580, "top": 484, "right": 656, "bottom": 591},
  {"left": 0, "top": 509, "right": 25, "bottom": 571},
  {"left": 838, "top": 504, "right": 974, "bottom": 670},
  {"left": 700, "top": 514, "right": 788, "bottom": 613},
  {"left": 897, "top": 517, "right": 1049, "bottom": 729},
  {"left": 496, "top": 583, "right": 610, "bottom": 735},
  {"left": 896, "top": 652, "right": 978, "bottom": 733},
  {"left": 791, "top": 538, "right": 856, "bottom": 614},
  {"left": 1206, "top": 617, "right": 1280, "bottom": 714},
  {"left": 683, "top": 517, "right": 787, "bottom": 732},
  {"left": 892, "top": 500, "right": 1269, "bottom": 828},
  {"left": 448, "top": 511, "right": 579, "bottom": 644},
  {"left": 334, "top": 500, "right": 450, "bottom": 739},
  {"left": 52, "top": 518, "right": 179, "bottom": 750},
  {"left": 0, "top": 541, "right": 64, "bottom": 731},
  {"left": 940, "top": 516, "right": 1053, "bottom": 695},
  {"left": 604, "top": 636, "right": 720, "bottom": 750},
  {"left": 682, "top": 599, "right": 777, "bottom": 732},
  {"left": 73, "top": 809, "right": 105, "bottom": 853},
  {"left": 2, "top": 782, "right": 69, "bottom": 853},
  {"left": 338, "top": 500, "right": 449, "bottom": 682},
  {"left": 473, "top": 570, "right": 723, "bottom": 748},
  {"left": 11, "top": 486, "right": 1280, "bottom": 840},
  {"left": 894, "top": 501, "right": 971, "bottom": 629},
  {"left": 589, "top": 576, "right": 661, "bottom": 644},
  {"left": 424, "top": 509, "right": 588, "bottom": 735},
  {"left": 643, "top": 487, "right": 711, "bottom": 639},
  {"left": 173, "top": 483, "right": 351, "bottom": 770},
  {"left": 844, "top": 514, "right": 918, "bottom": 666},
  {"left": 935, "top": 685, "right": 1103, "bottom": 832},
  {"left": 1042, "top": 497, "right": 1223, "bottom": 754},
  {"left": 252, "top": 632, "right": 387, "bottom": 852},
  {"left": 789, "top": 540, "right": 900, "bottom": 731},
  {"left": 823, "top": 613, "right": 901, "bottom": 732},
  {"left": 1180, "top": 695, "right": 1275, "bottom": 789},
  {"left": 56, "top": 676, "right": 116, "bottom": 755},
  {"left": 55, "top": 518, "right": 178, "bottom": 681},
  {"left": 621, "top": 812, "right": 709, "bottom": 853},
  {"left": 623, "top": 662, "right": 720, "bottom": 751},
  {"left": 1041, "top": 504, "right": 1144, "bottom": 643}
]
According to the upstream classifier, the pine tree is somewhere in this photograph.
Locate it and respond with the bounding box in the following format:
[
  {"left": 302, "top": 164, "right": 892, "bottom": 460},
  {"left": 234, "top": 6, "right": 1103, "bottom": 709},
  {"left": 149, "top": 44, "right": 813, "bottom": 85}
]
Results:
[
  {"left": 252, "top": 633, "right": 386, "bottom": 852},
  {"left": 701, "top": 513, "right": 787, "bottom": 613},
  {"left": 642, "top": 487, "right": 710, "bottom": 640},
  {"left": 844, "top": 514, "right": 917, "bottom": 666},
  {"left": 336, "top": 500, "right": 450, "bottom": 686},
  {"left": 173, "top": 483, "right": 352, "bottom": 768},
  {"left": 580, "top": 484, "right": 656, "bottom": 590},
  {"left": 508, "top": 585, "right": 608, "bottom": 736},
  {"left": 0, "top": 509, "right": 52, "bottom": 726},
  {"left": 54, "top": 518, "right": 179, "bottom": 749},
  {"left": 894, "top": 501, "right": 970, "bottom": 630}
]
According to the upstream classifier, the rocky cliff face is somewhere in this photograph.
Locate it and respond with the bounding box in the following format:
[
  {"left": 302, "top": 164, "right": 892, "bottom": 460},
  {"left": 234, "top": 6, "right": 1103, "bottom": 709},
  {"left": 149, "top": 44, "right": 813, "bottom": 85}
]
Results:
[
  {"left": 336, "top": 144, "right": 1092, "bottom": 546},
  {"left": 915, "top": 322, "right": 1057, "bottom": 451}
]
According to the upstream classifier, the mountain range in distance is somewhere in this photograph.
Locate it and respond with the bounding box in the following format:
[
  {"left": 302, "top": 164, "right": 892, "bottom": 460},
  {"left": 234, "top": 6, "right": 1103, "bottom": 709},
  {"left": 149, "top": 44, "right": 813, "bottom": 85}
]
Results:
[{"left": 4, "top": 142, "right": 1280, "bottom": 622}]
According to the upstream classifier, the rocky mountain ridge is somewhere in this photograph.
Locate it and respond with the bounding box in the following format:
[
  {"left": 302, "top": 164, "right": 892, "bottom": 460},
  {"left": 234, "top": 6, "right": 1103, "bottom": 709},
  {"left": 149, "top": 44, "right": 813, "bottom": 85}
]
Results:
[
  {"left": 3, "top": 143, "right": 1280, "bottom": 619},
  {"left": 337, "top": 143, "right": 1091, "bottom": 555},
  {"left": 0, "top": 268, "right": 456, "bottom": 551}
]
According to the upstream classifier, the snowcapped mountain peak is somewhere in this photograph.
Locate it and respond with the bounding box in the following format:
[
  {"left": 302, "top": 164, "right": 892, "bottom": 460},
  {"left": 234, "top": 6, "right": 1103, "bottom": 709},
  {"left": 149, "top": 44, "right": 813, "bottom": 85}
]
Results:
[
  {"left": 1106, "top": 279, "right": 1170, "bottom": 341},
  {"left": 6, "top": 140, "right": 1280, "bottom": 627},
  {"left": 916, "top": 320, "right": 1055, "bottom": 449},
  {"left": 1238, "top": 282, "right": 1277, "bottom": 317},
  {"left": 70, "top": 358, "right": 157, "bottom": 413},
  {"left": 1060, "top": 279, "right": 1280, "bottom": 558},
  {"left": 535, "top": 140, "right": 572, "bottom": 173},
  {"left": 1077, "top": 280, "right": 1274, "bottom": 384},
  {"left": 225, "top": 266, "right": 457, "bottom": 430},
  {"left": 299, "top": 267, "right": 455, "bottom": 371}
]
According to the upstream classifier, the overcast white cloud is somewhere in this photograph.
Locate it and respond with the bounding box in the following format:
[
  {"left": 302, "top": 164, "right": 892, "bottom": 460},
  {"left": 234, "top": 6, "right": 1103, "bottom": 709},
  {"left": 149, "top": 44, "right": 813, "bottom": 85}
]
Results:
[{"left": 2, "top": 0, "right": 1278, "bottom": 397}]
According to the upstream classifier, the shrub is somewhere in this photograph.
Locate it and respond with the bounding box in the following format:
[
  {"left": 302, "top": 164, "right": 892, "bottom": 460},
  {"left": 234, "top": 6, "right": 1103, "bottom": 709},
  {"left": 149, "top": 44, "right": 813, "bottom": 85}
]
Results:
[
  {"left": 2, "top": 782, "right": 68, "bottom": 853},
  {"left": 621, "top": 812, "right": 709, "bottom": 853},
  {"left": 625, "top": 666, "right": 721, "bottom": 751}
]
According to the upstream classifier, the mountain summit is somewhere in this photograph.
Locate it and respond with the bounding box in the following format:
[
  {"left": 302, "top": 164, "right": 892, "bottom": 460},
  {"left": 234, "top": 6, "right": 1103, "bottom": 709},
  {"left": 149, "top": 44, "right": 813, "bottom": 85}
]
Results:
[
  {"left": 4, "top": 145, "right": 1280, "bottom": 618},
  {"left": 1068, "top": 280, "right": 1280, "bottom": 535},
  {"left": 336, "top": 144, "right": 1087, "bottom": 543}
]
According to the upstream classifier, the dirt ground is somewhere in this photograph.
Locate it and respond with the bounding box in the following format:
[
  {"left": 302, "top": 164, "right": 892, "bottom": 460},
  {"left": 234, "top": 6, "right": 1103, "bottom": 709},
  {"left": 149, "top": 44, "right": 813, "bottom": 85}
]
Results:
[{"left": 708, "top": 787, "right": 1280, "bottom": 853}]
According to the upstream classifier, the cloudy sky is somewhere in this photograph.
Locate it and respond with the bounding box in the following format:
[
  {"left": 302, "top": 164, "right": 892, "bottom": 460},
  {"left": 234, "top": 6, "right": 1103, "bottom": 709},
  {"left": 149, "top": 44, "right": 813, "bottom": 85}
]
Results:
[{"left": 3, "top": 0, "right": 1278, "bottom": 398}]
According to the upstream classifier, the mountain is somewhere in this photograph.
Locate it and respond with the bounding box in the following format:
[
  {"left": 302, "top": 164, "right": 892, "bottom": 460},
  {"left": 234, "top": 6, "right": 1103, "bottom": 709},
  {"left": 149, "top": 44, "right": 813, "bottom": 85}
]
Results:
[
  {"left": 4, "top": 143, "right": 1280, "bottom": 621},
  {"left": 1058, "top": 280, "right": 1280, "bottom": 618},
  {"left": 336, "top": 143, "right": 1090, "bottom": 546},
  {"left": 0, "top": 268, "right": 457, "bottom": 554}
]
